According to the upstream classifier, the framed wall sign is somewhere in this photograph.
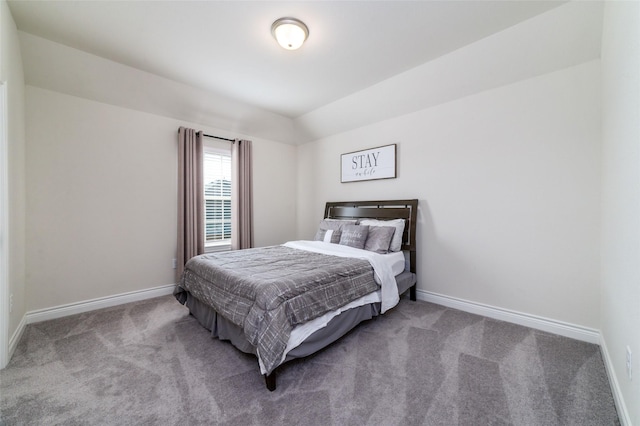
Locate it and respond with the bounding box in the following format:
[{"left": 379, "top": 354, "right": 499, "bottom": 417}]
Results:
[{"left": 341, "top": 144, "right": 396, "bottom": 183}]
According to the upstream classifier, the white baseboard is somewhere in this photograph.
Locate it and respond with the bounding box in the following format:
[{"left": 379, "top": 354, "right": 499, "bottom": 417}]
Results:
[
  {"left": 416, "top": 290, "right": 600, "bottom": 344},
  {"left": 7, "top": 313, "right": 27, "bottom": 366},
  {"left": 25, "top": 284, "right": 176, "bottom": 325},
  {"left": 600, "top": 337, "right": 632, "bottom": 426}
]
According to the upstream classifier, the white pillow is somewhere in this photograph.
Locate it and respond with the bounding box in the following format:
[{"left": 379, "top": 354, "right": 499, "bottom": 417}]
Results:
[{"left": 358, "top": 218, "right": 405, "bottom": 252}]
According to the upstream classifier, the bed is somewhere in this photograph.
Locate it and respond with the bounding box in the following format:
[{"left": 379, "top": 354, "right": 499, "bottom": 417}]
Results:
[{"left": 174, "top": 199, "right": 418, "bottom": 390}]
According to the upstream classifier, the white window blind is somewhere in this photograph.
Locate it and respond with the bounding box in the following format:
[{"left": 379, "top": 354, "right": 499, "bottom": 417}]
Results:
[{"left": 203, "top": 148, "right": 232, "bottom": 247}]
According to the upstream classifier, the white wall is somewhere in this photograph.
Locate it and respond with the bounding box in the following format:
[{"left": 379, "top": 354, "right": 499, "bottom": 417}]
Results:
[
  {"left": 1, "top": 0, "right": 26, "bottom": 353},
  {"left": 600, "top": 2, "right": 640, "bottom": 424},
  {"left": 25, "top": 86, "right": 296, "bottom": 311},
  {"left": 298, "top": 60, "right": 601, "bottom": 329}
]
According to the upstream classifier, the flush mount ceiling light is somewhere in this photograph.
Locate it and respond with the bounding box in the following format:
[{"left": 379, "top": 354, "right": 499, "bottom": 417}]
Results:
[{"left": 271, "top": 17, "right": 309, "bottom": 50}]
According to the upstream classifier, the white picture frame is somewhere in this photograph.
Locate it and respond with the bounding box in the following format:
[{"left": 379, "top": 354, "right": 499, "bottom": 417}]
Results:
[{"left": 341, "top": 144, "right": 397, "bottom": 183}]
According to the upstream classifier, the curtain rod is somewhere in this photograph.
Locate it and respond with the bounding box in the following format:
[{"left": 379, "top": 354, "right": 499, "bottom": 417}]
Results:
[
  {"left": 177, "top": 129, "right": 235, "bottom": 143},
  {"left": 203, "top": 133, "right": 235, "bottom": 143}
]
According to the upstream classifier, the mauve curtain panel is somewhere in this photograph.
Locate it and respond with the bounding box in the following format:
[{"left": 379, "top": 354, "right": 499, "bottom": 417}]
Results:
[
  {"left": 177, "top": 127, "right": 204, "bottom": 278},
  {"left": 232, "top": 139, "right": 254, "bottom": 250}
]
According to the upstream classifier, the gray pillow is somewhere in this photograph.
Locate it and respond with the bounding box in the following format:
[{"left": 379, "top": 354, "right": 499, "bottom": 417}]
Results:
[
  {"left": 364, "top": 226, "right": 395, "bottom": 254},
  {"left": 339, "top": 225, "right": 370, "bottom": 249},
  {"left": 358, "top": 218, "right": 405, "bottom": 252},
  {"left": 314, "top": 228, "right": 342, "bottom": 244},
  {"left": 313, "top": 219, "right": 357, "bottom": 241}
]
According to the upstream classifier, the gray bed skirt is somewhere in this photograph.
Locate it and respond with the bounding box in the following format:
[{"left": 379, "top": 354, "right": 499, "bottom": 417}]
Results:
[{"left": 182, "top": 270, "right": 416, "bottom": 367}]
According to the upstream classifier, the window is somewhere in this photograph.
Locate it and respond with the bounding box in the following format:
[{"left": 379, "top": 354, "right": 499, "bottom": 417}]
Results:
[{"left": 203, "top": 146, "right": 232, "bottom": 251}]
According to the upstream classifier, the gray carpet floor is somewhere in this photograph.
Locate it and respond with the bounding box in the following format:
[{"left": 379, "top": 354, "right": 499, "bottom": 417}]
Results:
[{"left": 0, "top": 295, "right": 619, "bottom": 425}]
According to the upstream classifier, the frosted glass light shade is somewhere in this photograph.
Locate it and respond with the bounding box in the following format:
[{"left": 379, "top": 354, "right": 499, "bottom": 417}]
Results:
[{"left": 271, "top": 18, "right": 309, "bottom": 50}]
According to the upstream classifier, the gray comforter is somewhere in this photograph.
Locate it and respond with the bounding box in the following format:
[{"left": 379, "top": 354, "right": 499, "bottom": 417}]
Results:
[{"left": 174, "top": 245, "right": 379, "bottom": 374}]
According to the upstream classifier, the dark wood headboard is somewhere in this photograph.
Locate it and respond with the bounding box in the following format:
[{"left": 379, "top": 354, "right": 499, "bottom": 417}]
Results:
[{"left": 324, "top": 199, "right": 418, "bottom": 274}]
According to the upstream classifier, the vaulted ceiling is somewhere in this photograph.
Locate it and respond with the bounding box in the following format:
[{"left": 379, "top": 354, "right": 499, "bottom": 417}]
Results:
[{"left": 8, "top": 1, "right": 602, "bottom": 144}]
